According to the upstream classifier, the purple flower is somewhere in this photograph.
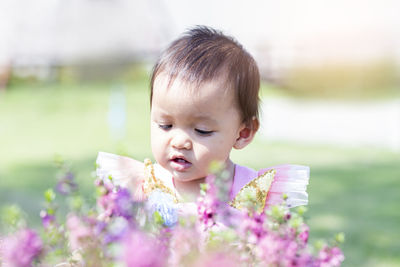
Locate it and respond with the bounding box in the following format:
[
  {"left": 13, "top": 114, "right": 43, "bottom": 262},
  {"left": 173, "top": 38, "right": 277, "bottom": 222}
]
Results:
[
  {"left": 98, "top": 188, "right": 134, "bottom": 220},
  {"left": 103, "top": 217, "right": 130, "bottom": 244},
  {"left": 94, "top": 221, "right": 107, "bottom": 236},
  {"left": 56, "top": 171, "right": 78, "bottom": 195},
  {"left": 113, "top": 188, "right": 134, "bottom": 219},
  {"left": 1, "top": 229, "right": 43, "bottom": 267},
  {"left": 40, "top": 210, "right": 55, "bottom": 229}
]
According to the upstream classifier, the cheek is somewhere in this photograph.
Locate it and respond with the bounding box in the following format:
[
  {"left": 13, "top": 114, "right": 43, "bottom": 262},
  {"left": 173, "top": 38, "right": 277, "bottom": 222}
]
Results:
[
  {"left": 212, "top": 136, "right": 236, "bottom": 160},
  {"left": 196, "top": 138, "right": 231, "bottom": 163},
  {"left": 151, "top": 124, "right": 163, "bottom": 142},
  {"left": 150, "top": 129, "right": 165, "bottom": 156}
]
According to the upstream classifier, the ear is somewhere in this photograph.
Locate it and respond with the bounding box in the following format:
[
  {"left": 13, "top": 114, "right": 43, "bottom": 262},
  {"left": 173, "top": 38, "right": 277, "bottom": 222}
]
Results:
[{"left": 233, "top": 117, "right": 259, "bottom": 150}]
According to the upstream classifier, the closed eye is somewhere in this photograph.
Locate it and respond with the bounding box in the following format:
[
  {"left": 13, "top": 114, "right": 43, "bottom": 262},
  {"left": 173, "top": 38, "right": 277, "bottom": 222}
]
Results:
[
  {"left": 195, "top": 129, "right": 214, "bottom": 135},
  {"left": 159, "top": 124, "right": 172, "bottom": 130}
]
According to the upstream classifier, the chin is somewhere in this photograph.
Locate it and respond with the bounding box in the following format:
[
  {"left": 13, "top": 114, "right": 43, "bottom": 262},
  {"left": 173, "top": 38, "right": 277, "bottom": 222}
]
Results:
[{"left": 172, "top": 172, "right": 204, "bottom": 183}]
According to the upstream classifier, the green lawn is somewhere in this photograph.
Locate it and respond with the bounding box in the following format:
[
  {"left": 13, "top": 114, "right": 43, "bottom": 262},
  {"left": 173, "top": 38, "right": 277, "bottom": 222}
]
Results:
[{"left": 0, "top": 81, "right": 399, "bottom": 267}]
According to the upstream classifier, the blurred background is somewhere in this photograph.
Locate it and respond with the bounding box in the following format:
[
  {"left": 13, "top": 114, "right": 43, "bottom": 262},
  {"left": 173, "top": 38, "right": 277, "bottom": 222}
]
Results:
[{"left": 0, "top": 1, "right": 399, "bottom": 266}]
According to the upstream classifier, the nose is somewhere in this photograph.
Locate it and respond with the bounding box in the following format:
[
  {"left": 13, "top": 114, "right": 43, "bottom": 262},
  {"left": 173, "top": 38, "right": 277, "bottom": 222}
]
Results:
[{"left": 170, "top": 130, "right": 192, "bottom": 150}]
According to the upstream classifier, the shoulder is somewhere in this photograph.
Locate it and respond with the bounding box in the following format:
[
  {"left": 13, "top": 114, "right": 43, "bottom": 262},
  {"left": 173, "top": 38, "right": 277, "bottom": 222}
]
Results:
[
  {"left": 230, "top": 164, "right": 258, "bottom": 199},
  {"left": 96, "top": 151, "right": 145, "bottom": 188}
]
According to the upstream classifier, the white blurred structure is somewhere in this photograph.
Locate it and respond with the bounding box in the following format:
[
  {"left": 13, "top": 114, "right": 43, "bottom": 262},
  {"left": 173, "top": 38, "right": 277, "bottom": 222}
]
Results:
[
  {"left": 1, "top": 0, "right": 400, "bottom": 74},
  {"left": 0, "top": 0, "right": 172, "bottom": 69},
  {"left": 261, "top": 99, "right": 400, "bottom": 151}
]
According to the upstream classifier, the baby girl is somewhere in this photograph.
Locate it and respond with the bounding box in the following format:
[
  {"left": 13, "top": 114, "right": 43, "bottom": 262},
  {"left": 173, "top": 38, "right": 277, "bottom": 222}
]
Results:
[{"left": 97, "top": 26, "right": 308, "bottom": 212}]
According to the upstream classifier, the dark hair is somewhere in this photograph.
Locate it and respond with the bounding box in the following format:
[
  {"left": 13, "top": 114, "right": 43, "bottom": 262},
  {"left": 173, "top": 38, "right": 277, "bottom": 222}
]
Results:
[{"left": 150, "top": 25, "right": 260, "bottom": 123}]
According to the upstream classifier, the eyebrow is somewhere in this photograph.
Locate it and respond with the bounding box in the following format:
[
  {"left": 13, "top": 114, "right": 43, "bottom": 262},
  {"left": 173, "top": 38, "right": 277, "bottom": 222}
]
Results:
[
  {"left": 154, "top": 108, "right": 218, "bottom": 124},
  {"left": 192, "top": 115, "right": 218, "bottom": 125},
  {"left": 153, "top": 109, "right": 218, "bottom": 125},
  {"left": 151, "top": 108, "right": 171, "bottom": 117}
]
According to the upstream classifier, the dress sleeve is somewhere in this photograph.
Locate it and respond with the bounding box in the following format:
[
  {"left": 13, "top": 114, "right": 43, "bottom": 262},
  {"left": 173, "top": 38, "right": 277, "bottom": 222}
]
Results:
[
  {"left": 259, "top": 164, "right": 310, "bottom": 208},
  {"left": 96, "top": 152, "right": 145, "bottom": 199}
]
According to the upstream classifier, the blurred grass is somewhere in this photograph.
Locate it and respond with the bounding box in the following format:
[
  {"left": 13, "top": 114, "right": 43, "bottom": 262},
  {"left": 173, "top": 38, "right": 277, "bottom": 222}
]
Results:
[
  {"left": 280, "top": 60, "right": 400, "bottom": 100},
  {"left": 0, "top": 79, "right": 399, "bottom": 267}
]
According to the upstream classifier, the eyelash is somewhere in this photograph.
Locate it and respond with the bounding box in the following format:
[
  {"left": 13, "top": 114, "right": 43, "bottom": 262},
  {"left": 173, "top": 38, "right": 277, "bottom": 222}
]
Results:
[
  {"left": 195, "top": 129, "right": 214, "bottom": 135},
  {"left": 158, "top": 124, "right": 213, "bottom": 136},
  {"left": 158, "top": 124, "right": 172, "bottom": 130}
]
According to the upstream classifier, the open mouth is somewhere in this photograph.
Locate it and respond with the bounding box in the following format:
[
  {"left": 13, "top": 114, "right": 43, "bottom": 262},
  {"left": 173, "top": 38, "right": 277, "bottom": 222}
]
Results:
[
  {"left": 170, "top": 156, "right": 192, "bottom": 171},
  {"left": 172, "top": 157, "right": 190, "bottom": 164}
]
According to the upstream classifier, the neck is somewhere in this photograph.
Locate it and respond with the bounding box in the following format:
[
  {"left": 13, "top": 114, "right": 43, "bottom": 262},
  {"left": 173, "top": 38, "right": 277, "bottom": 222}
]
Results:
[{"left": 173, "top": 159, "right": 235, "bottom": 202}]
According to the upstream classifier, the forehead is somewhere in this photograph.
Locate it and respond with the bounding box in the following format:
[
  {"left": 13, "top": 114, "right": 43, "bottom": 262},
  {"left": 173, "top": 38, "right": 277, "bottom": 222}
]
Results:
[
  {"left": 153, "top": 72, "right": 233, "bottom": 103},
  {"left": 152, "top": 73, "right": 237, "bottom": 117}
]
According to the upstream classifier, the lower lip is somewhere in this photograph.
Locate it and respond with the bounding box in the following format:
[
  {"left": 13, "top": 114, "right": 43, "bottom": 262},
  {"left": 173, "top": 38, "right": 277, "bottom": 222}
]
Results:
[{"left": 170, "top": 160, "right": 192, "bottom": 171}]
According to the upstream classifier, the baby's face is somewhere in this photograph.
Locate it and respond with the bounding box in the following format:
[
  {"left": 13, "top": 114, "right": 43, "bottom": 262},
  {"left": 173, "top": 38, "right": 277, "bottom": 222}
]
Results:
[{"left": 150, "top": 73, "right": 244, "bottom": 183}]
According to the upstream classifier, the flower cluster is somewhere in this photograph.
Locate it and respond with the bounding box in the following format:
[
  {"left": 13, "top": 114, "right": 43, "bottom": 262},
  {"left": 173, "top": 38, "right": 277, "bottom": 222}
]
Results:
[
  {"left": 96, "top": 178, "right": 135, "bottom": 221},
  {"left": 1, "top": 229, "right": 43, "bottom": 267},
  {"left": 0, "top": 159, "right": 344, "bottom": 267},
  {"left": 197, "top": 175, "right": 219, "bottom": 229}
]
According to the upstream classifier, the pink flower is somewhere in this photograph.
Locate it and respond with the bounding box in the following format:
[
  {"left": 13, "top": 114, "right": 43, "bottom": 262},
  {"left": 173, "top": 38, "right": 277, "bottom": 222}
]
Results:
[
  {"left": 197, "top": 194, "right": 217, "bottom": 229},
  {"left": 192, "top": 252, "right": 240, "bottom": 267},
  {"left": 298, "top": 225, "right": 309, "bottom": 244},
  {"left": 169, "top": 226, "right": 200, "bottom": 266},
  {"left": 66, "top": 214, "right": 92, "bottom": 251},
  {"left": 257, "top": 231, "right": 311, "bottom": 266},
  {"left": 122, "top": 229, "right": 166, "bottom": 267},
  {"left": 317, "top": 246, "right": 345, "bottom": 267},
  {"left": 197, "top": 175, "right": 219, "bottom": 229},
  {"left": 1, "top": 229, "right": 43, "bottom": 267},
  {"left": 257, "top": 233, "right": 283, "bottom": 264}
]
